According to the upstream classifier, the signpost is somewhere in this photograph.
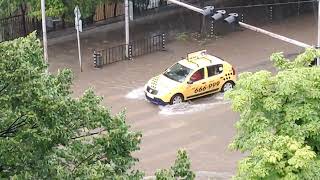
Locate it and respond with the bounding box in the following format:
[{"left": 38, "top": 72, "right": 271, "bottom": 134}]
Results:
[{"left": 74, "top": 6, "right": 83, "bottom": 72}]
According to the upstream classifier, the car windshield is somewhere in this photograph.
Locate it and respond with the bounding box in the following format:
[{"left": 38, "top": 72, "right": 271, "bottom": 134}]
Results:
[{"left": 163, "top": 63, "right": 193, "bottom": 83}]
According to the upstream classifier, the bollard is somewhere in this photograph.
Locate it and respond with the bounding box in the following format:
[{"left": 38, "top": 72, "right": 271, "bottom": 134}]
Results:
[
  {"left": 93, "top": 50, "right": 102, "bottom": 68},
  {"left": 269, "top": 6, "right": 273, "bottom": 22},
  {"left": 93, "top": 50, "right": 98, "bottom": 67},
  {"left": 162, "top": 33, "right": 165, "bottom": 50},
  {"left": 210, "top": 20, "right": 214, "bottom": 38},
  {"left": 128, "top": 44, "right": 133, "bottom": 60}
]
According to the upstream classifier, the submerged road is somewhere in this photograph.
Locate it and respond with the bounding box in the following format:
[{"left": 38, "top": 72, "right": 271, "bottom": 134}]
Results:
[{"left": 48, "top": 14, "right": 315, "bottom": 177}]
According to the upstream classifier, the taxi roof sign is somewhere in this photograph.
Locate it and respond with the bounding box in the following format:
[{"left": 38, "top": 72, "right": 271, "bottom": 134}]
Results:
[{"left": 187, "top": 50, "right": 207, "bottom": 61}]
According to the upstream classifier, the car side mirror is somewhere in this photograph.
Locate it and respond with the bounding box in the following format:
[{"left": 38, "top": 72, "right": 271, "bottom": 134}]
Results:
[
  {"left": 187, "top": 80, "right": 193, "bottom": 84},
  {"left": 218, "top": 66, "right": 223, "bottom": 72}
]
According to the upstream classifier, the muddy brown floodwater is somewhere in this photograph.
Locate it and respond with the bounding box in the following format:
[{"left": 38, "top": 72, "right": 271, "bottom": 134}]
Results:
[{"left": 48, "top": 14, "right": 315, "bottom": 178}]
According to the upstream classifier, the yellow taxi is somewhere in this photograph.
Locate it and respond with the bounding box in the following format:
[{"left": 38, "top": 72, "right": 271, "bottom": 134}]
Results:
[{"left": 144, "top": 50, "right": 236, "bottom": 105}]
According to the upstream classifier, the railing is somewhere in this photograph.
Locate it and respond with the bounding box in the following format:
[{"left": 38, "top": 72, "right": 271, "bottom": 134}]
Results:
[
  {"left": 131, "top": 34, "right": 164, "bottom": 57},
  {"left": 94, "top": 33, "right": 165, "bottom": 67},
  {"left": 99, "top": 44, "right": 127, "bottom": 65}
]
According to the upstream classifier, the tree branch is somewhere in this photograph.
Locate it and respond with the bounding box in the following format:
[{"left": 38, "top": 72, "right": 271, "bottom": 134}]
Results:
[
  {"left": 0, "top": 114, "right": 24, "bottom": 133},
  {"left": 0, "top": 114, "right": 27, "bottom": 138},
  {"left": 89, "top": 155, "right": 110, "bottom": 166},
  {"left": 0, "top": 83, "right": 10, "bottom": 95},
  {"left": 31, "top": 123, "right": 38, "bottom": 129},
  {"left": 72, "top": 153, "right": 96, "bottom": 173},
  {"left": 71, "top": 129, "right": 106, "bottom": 140}
]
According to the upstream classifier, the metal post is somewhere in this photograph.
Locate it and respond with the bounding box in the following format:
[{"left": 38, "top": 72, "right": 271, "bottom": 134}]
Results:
[
  {"left": 41, "top": 0, "right": 48, "bottom": 65},
  {"left": 76, "top": 11, "right": 82, "bottom": 72},
  {"left": 317, "top": 0, "right": 320, "bottom": 65},
  {"left": 125, "top": 0, "right": 130, "bottom": 58}
]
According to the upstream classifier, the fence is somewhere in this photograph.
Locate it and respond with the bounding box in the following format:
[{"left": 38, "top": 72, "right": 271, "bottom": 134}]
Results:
[
  {"left": 94, "top": 2, "right": 125, "bottom": 22},
  {"left": 0, "top": 15, "right": 38, "bottom": 42},
  {"left": 94, "top": 33, "right": 165, "bottom": 67}
]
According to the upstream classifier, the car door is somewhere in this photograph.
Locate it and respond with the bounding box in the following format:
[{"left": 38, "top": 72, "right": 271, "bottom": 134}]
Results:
[
  {"left": 206, "top": 64, "right": 224, "bottom": 93},
  {"left": 183, "top": 68, "right": 208, "bottom": 99}
]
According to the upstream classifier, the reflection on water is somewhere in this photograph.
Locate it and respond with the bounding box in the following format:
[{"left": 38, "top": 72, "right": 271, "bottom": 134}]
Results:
[
  {"left": 125, "top": 87, "right": 230, "bottom": 115},
  {"left": 159, "top": 93, "right": 229, "bottom": 116},
  {"left": 125, "top": 86, "right": 146, "bottom": 100}
]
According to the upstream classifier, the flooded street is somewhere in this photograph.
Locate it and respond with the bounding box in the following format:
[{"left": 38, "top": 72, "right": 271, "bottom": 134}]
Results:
[{"left": 48, "top": 14, "right": 315, "bottom": 176}]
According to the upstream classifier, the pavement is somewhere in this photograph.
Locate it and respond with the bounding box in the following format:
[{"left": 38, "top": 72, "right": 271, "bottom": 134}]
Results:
[{"left": 47, "top": 12, "right": 316, "bottom": 178}]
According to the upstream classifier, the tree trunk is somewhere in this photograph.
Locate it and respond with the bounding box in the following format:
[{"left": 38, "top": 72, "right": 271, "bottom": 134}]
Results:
[
  {"left": 20, "top": 3, "right": 27, "bottom": 36},
  {"left": 114, "top": 3, "right": 118, "bottom": 17},
  {"left": 103, "top": 3, "right": 106, "bottom": 19},
  {"left": 62, "top": 14, "right": 66, "bottom": 29}
]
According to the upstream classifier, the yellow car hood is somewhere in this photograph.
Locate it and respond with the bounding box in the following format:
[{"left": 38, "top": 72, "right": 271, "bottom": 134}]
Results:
[{"left": 148, "top": 74, "right": 179, "bottom": 91}]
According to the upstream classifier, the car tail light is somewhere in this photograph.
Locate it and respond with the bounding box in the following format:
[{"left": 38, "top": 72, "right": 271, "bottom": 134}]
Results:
[{"left": 232, "top": 67, "right": 235, "bottom": 75}]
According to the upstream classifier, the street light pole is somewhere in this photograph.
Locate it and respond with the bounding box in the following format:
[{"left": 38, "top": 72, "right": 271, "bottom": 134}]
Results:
[
  {"left": 239, "top": 22, "right": 312, "bottom": 48},
  {"left": 41, "top": 0, "right": 48, "bottom": 65},
  {"left": 168, "top": 0, "right": 204, "bottom": 14}
]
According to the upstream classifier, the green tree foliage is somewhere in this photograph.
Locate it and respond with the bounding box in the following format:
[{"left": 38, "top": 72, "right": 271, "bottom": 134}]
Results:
[
  {"left": 0, "top": 32, "right": 143, "bottom": 179},
  {"left": 0, "top": 0, "right": 104, "bottom": 20},
  {"left": 155, "top": 149, "right": 195, "bottom": 180},
  {"left": 226, "top": 49, "right": 320, "bottom": 179}
]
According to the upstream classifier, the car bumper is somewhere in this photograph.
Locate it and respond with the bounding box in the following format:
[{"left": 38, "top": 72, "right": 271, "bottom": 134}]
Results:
[{"left": 145, "top": 93, "right": 168, "bottom": 106}]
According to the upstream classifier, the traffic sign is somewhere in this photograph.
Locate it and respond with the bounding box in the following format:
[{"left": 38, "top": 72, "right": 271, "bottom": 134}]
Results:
[
  {"left": 74, "top": 6, "right": 81, "bottom": 19},
  {"left": 74, "top": 6, "right": 82, "bottom": 32},
  {"left": 74, "top": 5, "right": 83, "bottom": 72}
]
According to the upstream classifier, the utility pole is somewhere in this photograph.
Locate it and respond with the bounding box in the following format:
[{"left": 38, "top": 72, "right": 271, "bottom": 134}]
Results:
[
  {"left": 125, "top": 0, "right": 129, "bottom": 58},
  {"left": 41, "top": 0, "right": 48, "bottom": 65}
]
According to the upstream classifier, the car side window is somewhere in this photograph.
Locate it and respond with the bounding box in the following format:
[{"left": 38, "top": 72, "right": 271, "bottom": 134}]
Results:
[
  {"left": 190, "top": 68, "right": 204, "bottom": 82},
  {"left": 207, "top": 64, "right": 223, "bottom": 77}
]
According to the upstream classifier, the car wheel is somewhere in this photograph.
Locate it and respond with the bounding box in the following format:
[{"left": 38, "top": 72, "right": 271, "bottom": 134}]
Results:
[
  {"left": 170, "top": 94, "right": 184, "bottom": 105},
  {"left": 221, "top": 81, "right": 234, "bottom": 92}
]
